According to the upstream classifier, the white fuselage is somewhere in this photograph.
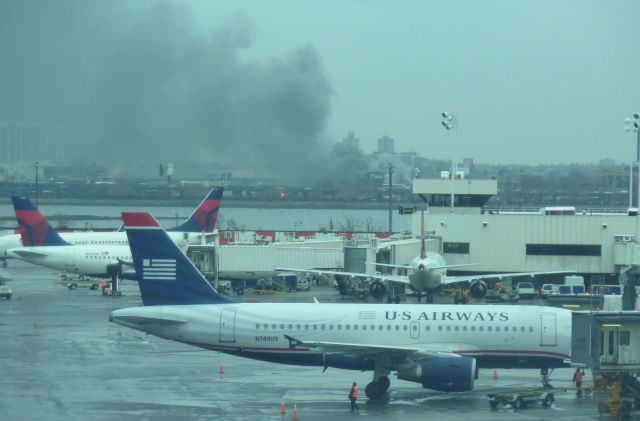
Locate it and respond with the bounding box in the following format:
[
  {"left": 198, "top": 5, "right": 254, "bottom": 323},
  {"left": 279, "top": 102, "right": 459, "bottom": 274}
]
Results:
[
  {"left": 6, "top": 232, "right": 198, "bottom": 276},
  {"left": 112, "top": 303, "right": 572, "bottom": 370},
  {"left": 407, "top": 252, "right": 448, "bottom": 292}
]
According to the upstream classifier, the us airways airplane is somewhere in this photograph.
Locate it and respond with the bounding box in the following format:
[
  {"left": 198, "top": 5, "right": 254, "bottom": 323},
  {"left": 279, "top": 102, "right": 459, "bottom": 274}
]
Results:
[
  {"left": 280, "top": 213, "right": 572, "bottom": 302},
  {"left": 0, "top": 187, "right": 223, "bottom": 259},
  {"left": 5, "top": 188, "right": 223, "bottom": 278},
  {"left": 110, "top": 212, "right": 572, "bottom": 399}
]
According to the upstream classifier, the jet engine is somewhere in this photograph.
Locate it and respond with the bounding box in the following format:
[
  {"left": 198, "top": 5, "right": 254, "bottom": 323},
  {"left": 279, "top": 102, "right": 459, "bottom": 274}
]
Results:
[
  {"left": 397, "top": 356, "right": 476, "bottom": 392},
  {"left": 368, "top": 280, "right": 387, "bottom": 299},
  {"left": 469, "top": 280, "right": 488, "bottom": 299}
]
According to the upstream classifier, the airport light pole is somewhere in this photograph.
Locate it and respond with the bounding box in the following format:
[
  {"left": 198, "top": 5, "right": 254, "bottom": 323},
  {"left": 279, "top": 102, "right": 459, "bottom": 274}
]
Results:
[
  {"left": 625, "top": 113, "right": 640, "bottom": 239},
  {"left": 441, "top": 111, "right": 458, "bottom": 212},
  {"left": 388, "top": 163, "right": 393, "bottom": 235},
  {"left": 34, "top": 161, "right": 39, "bottom": 208}
]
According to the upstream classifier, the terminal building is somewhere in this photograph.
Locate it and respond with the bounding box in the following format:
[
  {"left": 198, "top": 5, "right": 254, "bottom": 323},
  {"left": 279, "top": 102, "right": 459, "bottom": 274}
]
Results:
[{"left": 410, "top": 178, "right": 640, "bottom": 286}]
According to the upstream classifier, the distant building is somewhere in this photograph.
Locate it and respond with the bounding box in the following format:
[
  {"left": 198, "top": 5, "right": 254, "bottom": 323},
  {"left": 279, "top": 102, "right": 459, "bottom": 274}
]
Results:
[
  {"left": 377, "top": 135, "right": 394, "bottom": 154},
  {"left": 0, "top": 122, "right": 67, "bottom": 163},
  {"left": 342, "top": 131, "right": 359, "bottom": 149}
]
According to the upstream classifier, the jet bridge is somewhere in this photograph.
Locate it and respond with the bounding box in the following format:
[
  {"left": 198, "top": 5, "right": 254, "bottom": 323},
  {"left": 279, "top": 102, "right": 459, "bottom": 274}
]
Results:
[{"left": 572, "top": 311, "right": 640, "bottom": 416}]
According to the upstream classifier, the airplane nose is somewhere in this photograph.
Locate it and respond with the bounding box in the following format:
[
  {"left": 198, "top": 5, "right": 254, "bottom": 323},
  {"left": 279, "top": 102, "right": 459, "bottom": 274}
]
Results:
[{"left": 418, "top": 264, "right": 425, "bottom": 271}]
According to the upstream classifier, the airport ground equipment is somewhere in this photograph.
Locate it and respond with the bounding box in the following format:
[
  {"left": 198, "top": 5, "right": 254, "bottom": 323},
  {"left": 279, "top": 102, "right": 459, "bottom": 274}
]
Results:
[
  {"left": 487, "top": 388, "right": 555, "bottom": 410},
  {"left": 0, "top": 280, "right": 12, "bottom": 299},
  {"left": 59, "top": 274, "right": 99, "bottom": 290},
  {"left": 572, "top": 310, "right": 640, "bottom": 417}
]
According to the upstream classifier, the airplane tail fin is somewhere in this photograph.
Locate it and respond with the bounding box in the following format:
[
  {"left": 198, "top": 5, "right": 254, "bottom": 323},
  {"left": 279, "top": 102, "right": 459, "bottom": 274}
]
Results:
[
  {"left": 420, "top": 211, "right": 426, "bottom": 259},
  {"left": 11, "top": 196, "right": 70, "bottom": 247},
  {"left": 122, "top": 212, "right": 231, "bottom": 306},
  {"left": 167, "top": 187, "right": 224, "bottom": 233}
]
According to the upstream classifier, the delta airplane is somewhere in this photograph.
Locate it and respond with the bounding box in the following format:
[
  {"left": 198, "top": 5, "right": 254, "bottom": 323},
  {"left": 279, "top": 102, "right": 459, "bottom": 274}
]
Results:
[
  {"left": 280, "top": 213, "right": 572, "bottom": 302},
  {"left": 110, "top": 212, "right": 572, "bottom": 399},
  {"left": 5, "top": 188, "right": 223, "bottom": 279},
  {"left": 0, "top": 187, "right": 223, "bottom": 259}
]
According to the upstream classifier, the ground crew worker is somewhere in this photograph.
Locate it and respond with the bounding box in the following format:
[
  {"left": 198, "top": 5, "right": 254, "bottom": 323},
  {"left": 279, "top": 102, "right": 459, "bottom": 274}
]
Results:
[
  {"left": 101, "top": 280, "right": 107, "bottom": 295},
  {"left": 573, "top": 368, "right": 585, "bottom": 397},
  {"left": 349, "top": 382, "right": 359, "bottom": 412}
]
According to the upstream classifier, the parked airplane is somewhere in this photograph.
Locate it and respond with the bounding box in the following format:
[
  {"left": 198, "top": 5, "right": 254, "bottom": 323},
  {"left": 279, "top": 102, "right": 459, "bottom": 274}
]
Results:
[
  {"left": 110, "top": 212, "right": 572, "bottom": 399},
  {"left": 5, "top": 187, "right": 223, "bottom": 279},
  {"left": 280, "top": 213, "right": 572, "bottom": 302}
]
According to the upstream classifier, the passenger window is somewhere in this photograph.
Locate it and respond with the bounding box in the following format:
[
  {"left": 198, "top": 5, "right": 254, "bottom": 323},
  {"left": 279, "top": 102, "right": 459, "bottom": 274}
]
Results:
[
  {"left": 354, "top": 325, "right": 358, "bottom": 330},
  {"left": 371, "top": 325, "right": 376, "bottom": 331},
  {"left": 379, "top": 325, "right": 383, "bottom": 330},
  {"left": 329, "top": 325, "right": 334, "bottom": 330},
  {"left": 521, "top": 327, "right": 525, "bottom": 332},
  {"left": 280, "top": 324, "right": 285, "bottom": 329},
  {"left": 272, "top": 324, "right": 277, "bottom": 329},
  {"left": 454, "top": 326, "right": 459, "bottom": 331},
  {"left": 462, "top": 326, "right": 467, "bottom": 332},
  {"left": 345, "top": 325, "right": 350, "bottom": 330},
  {"left": 256, "top": 324, "right": 260, "bottom": 329},
  {"left": 288, "top": 324, "right": 293, "bottom": 330},
  {"left": 403, "top": 325, "right": 408, "bottom": 331},
  {"left": 263, "top": 324, "right": 268, "bottom": 329},
  {"left": 321, "top": 324, "right": 326, "bottom": 330},
  {"left": 426, "top": 325, "right": 430, "bottom": 331},
  {"left": 337, "top": 325, "right": 342, "bottom": 330},
  {"left": 395, "top": 325, "right": 400, "bottom": 331},
  {"left": 446, "top": 326, "right": 451, "bottom": 331},
  {"left": 512, "top": 326, "right": 517, "bottom": 332},
  {"left": 387, "top": 325, "right": 391, "bottom": 331},
  {"left": 312, "top": 324, "right": 317, "bottom": 330},
  {"left": 304, "top": 324, "right": 309, "bottom": 330},
  {"left": 438, "top": 326, "right": 443, "bottom": 331},
  {"left": 529, "top": 327, "right": 533, "bottom": 332},
  {"left": 412, "top": 324, "right": 417, "bottom": 331},
  {"left": 496, "top": 326, "right": 500, "bottom": 332},
  {"left": 471, "top": 326, "right": 476, "bottom": 332},
  {"left": 296, "top": 324, "right": 301, "bottom": 329},
  {"left": 362, "top": 325, "right": 367, "bottom": 331}
]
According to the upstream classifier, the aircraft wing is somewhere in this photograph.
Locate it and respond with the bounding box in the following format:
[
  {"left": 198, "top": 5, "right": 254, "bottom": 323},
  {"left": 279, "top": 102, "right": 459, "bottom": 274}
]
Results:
[
  {"left": 10, "top": 249, "right": 48, "bottom": 258},
  {"left": 276, "top": 267, "right": 411, "bottom": 285},
  {"left": 440, "top": 270, "right": 576, "bottom": 286},
  {"left": 285, "top": 335, "right": 464, "bottom": 361}
]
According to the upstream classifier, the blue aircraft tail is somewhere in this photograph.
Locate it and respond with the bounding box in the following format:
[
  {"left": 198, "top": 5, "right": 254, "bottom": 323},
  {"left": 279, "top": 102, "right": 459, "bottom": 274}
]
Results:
[
  {"left": 122, "top": 212, "right": 231, "bottom": 306},
  {"left": 11, "top": 196, "right": 70, "bottom": 247},
  {"left": 167, "top": 187, "right": 224, "bottom": 233}
]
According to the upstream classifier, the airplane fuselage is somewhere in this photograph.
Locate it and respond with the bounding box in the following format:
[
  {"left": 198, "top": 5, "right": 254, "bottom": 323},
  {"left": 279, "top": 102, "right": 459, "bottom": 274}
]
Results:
[
  {"left": 112, "top": 303, "right": 571, "bottom": 370},
  {"left": 7, "top": 232, "right": 197, "bottom": 277},
  {"left": 407, "top": 252, "right": 448, "bottom": 292}
]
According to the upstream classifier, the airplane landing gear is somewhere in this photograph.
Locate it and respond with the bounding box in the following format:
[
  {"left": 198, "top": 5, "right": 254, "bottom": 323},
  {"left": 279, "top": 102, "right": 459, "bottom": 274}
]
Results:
[
  {"left": 365, "top": 375, "right": 391, "bottom": 400},
  {"left": 540, "top": 368, "right": 553, "bottom": 389}
]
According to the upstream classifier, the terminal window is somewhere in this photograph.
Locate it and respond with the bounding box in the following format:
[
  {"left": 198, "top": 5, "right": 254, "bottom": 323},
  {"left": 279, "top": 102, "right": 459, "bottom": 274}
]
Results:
[
  {"left": 526, "top": 244, "right": 601, "bottom": 256},
  {"left": 443, "top": 242, "right": 470, "bottom": 254}
]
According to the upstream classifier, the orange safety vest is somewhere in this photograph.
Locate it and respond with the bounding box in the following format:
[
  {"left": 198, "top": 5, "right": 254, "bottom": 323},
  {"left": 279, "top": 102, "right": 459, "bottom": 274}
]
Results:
[
  {"left": 574, "top": 370, "right": 583, "bottom": 383},
  {"left": 101, "top": 280, "right": 107, "bottom": 288},
  {"left": 351, "top": 386, "right": 358, "bottom": 398}
]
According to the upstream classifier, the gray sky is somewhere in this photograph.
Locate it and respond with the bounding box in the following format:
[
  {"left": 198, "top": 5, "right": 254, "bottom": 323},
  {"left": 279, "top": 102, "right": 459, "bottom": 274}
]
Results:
[{"left": 2, "top": 0, "right": 640, "bottom": 171}]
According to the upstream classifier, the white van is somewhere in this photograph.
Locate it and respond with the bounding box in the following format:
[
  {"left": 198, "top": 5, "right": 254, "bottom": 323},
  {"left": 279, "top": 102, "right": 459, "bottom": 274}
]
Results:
[
  {"left": 540, "top": 284, "right": 556, "bottom": 299},
  {"left": 516, "top": 282, "right": 535, "bottom": 299}
]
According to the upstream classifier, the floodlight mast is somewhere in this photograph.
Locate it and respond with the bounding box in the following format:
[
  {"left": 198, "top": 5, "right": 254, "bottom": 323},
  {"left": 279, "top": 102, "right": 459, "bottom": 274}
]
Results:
[{"left": 441, "top": 111, "right": 458, "bottom": 212}]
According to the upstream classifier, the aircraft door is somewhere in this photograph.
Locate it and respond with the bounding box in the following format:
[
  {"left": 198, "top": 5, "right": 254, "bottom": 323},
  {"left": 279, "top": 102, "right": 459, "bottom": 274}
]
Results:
[
  {"left": 540, "top": 313, "right": 557, "bottom": 347},
  {"left": 600, "top": 327, "right": 619, "bottom": 364},
  {"left": 410, "top": 321, "right": 420, "bottom": 339},
  {"left": 219, "top": 309, "right": 236, "bottom": 343}
]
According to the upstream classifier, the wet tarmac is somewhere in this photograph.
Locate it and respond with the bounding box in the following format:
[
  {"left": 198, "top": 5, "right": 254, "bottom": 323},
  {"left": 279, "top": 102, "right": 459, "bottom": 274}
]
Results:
[{"left": 0, "top": 261, "right": 617, "bottom": 420}]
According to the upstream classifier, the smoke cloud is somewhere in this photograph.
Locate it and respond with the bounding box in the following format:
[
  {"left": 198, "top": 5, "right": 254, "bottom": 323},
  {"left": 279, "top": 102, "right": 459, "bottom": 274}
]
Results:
[{"left": 0, "top": 1, "right": 332, "bottom": 181}]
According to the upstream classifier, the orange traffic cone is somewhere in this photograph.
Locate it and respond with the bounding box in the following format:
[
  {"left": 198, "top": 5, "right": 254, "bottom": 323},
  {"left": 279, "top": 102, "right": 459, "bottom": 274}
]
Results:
[
  {"left": 280, "top": 401, "right": 286, "bottom": 415},
  {"left": 492, "top": 369, "right": 498, "bottom": 380},
  {"left": 292, "top": 404, "right": 300, "bottom": 420}
]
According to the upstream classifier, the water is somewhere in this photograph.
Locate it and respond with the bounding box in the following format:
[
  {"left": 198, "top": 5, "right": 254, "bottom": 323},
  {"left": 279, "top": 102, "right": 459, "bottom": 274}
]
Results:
[{"left": 0, "top": 203, "right": 411, "bottom": 232}]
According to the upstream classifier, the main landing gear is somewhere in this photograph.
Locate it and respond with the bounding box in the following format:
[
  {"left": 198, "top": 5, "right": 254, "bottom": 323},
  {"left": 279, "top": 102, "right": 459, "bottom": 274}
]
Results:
[
  {"left": 540, "top": 368, "right": 553, "bottom": 389},
  {"left": 365, "top": 375, "right": 391, "bottom": 399}
]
